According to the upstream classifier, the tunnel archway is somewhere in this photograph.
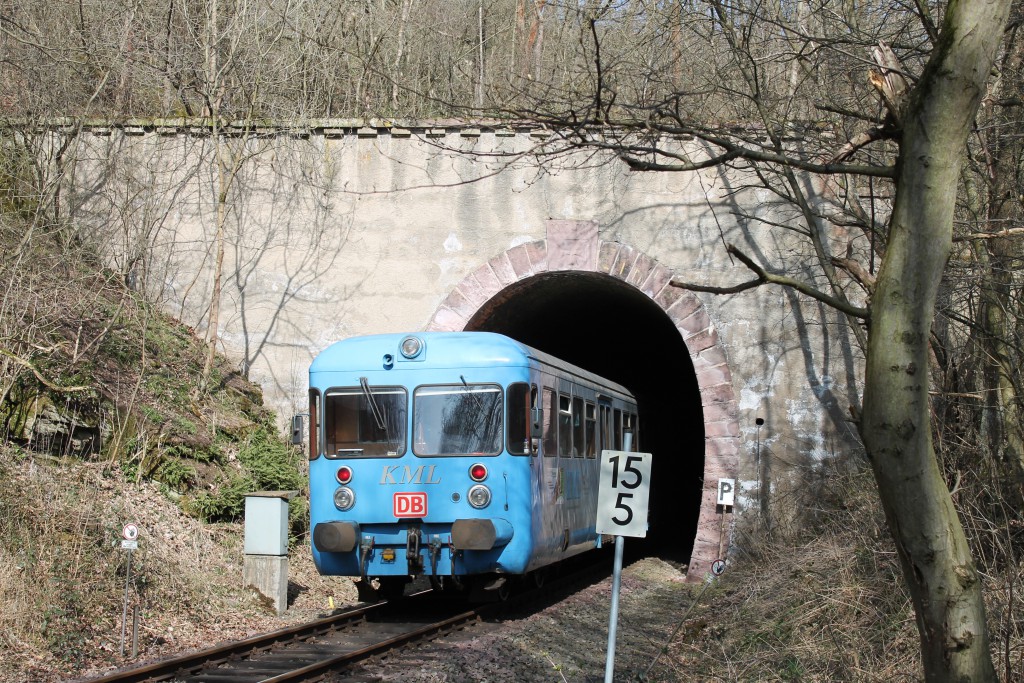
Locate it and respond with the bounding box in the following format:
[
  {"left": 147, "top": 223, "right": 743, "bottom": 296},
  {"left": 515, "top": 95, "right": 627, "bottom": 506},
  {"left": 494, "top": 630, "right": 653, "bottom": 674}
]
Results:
[{"left": 426, "top": 220, "right": 741, "bottom": 578}]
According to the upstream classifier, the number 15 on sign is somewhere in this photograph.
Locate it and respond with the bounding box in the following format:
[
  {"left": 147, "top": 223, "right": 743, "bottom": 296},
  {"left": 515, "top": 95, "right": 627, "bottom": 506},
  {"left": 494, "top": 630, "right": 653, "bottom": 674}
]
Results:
[{"left": 596, "top": 450, "right": 652, "bottom": 538}]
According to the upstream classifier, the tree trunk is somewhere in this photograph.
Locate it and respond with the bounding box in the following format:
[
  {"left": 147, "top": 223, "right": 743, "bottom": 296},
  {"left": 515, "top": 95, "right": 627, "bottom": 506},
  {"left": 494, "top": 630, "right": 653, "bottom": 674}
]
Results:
[
  {"left": 980, "top": 238, "right": 1024, "bottom": 484},
  {"left": 860, "top": 1, "right": 1011, "bottom": 680},
  {"left": 203, "top": 130, "right": 228, "bottom": 386},
  {"left": 979, "top": 15, "right": 1024, "bottom": 487}
]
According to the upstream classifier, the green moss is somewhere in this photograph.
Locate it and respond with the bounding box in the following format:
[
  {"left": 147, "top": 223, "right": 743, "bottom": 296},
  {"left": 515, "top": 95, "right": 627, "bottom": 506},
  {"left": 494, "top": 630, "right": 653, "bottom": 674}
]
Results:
[
  {"left": 139, "top": 405, "right": 164, "bottom": 425},
  {"left": 154, "top": 458, "right": 198, "bottom": 490},
  {"left": 173, "top": 416, "right": 198, "bottom": 435}
]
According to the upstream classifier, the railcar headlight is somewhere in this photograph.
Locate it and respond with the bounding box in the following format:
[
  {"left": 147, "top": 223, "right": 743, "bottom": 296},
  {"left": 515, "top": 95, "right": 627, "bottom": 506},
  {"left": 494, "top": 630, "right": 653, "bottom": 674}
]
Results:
[
  {"left": 467, "top": 484, "right": 491, "bottom": 509},
  {"left": 334, "top": 486, "right": 356, "bottom": 511},
  {"left": 399, "top": 335, "right": 423, "bottom": 359}
]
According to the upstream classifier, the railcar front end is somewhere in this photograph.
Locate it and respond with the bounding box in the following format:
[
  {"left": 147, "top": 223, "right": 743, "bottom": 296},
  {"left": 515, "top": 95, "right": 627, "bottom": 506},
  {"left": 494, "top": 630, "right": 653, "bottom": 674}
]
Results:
[{"left": 307, "top": 333, "right": 539, "bottom": 595}]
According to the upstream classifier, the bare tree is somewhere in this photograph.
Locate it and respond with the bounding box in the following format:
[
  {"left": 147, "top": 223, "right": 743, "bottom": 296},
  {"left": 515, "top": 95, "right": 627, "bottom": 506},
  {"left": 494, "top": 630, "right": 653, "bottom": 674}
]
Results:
[{"left": 472, "top": 0, "right": 1013, "bottom": 679}]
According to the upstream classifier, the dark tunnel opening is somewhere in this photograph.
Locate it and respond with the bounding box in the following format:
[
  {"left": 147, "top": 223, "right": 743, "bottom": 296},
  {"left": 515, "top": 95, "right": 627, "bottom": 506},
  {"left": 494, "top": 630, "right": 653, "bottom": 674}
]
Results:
[{"left": 465, "top": 271, "right": 705, "bottom": 562}]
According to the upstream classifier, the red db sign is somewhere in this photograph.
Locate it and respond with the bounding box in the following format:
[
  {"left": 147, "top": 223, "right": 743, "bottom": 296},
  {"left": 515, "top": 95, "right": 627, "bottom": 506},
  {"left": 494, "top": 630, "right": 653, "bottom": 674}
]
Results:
[{"left": 393, "top": 492, "right": 427, "bottom": 517}]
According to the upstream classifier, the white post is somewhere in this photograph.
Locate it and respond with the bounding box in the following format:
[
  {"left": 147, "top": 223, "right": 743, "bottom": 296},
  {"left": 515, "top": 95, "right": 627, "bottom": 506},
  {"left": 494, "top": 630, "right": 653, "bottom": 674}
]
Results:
[
  {"left": 119, "top": 548, "right": 132, "bottom": 656},
  {"left": 603, "top": 431, "right": 634, "bottom": 682},
  {"left": 603, "top": 534, "right": 625, "bottom": 683}
]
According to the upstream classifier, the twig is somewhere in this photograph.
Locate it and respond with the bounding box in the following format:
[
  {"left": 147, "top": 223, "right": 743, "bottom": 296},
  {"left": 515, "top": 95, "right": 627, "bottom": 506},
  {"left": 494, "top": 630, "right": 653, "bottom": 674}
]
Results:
[{"left": 0, "top": 348, "right": 90, "bottom": 393}]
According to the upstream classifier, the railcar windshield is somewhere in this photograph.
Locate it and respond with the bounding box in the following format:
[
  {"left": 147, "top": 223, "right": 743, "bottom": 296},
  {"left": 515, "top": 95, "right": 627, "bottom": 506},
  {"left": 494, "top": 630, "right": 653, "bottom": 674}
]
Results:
[
  {"left": 324, "top": 386, "right": 407, "bottom": 457},
  {"left": 413, "top": 383, "right": 503, "bottom": 456}
]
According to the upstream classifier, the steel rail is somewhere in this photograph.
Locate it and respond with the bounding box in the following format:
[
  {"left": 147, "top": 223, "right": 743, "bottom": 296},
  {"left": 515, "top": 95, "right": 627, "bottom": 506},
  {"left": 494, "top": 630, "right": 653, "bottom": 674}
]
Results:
[
  {"left": 259, "top": 606, "right": 484, "bottom": 682},
  {"left": 75, "top": 599, "right": 394, "bottom": 683}
]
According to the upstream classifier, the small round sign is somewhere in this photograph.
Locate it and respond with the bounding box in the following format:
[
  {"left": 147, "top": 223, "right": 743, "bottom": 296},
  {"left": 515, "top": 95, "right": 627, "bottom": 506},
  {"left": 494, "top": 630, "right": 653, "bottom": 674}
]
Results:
[
  {"left": 711, "top": 559, "right": 726, "bottom": 576},
  {"left": 122, "top": 523, "right": 139, "bottom": 541}
]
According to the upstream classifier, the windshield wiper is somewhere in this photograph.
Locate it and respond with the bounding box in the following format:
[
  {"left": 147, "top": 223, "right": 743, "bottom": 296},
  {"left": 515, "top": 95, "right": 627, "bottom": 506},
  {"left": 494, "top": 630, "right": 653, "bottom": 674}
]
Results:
[
  {"left": 360, "top": 377, "right": 397, "bottom": 453},
  {"left": 360, "top": 377, "right": 387, "bottom": 431}
]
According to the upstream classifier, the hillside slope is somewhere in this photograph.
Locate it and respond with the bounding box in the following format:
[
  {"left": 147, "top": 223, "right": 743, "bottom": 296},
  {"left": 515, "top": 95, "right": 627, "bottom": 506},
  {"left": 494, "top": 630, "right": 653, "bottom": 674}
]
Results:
[
  {"left": 1, "top": 220, "right": 1019, "bottom": 682},
  {"left": 0, "top": 218, "right": 358, "bottom": 681}
]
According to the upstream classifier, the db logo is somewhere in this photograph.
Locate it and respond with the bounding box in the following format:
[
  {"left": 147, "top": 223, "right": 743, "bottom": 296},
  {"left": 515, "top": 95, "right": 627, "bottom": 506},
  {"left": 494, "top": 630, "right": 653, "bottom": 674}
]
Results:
[{"left": 393, "top": 492, "right": 427, "bottom": 518}]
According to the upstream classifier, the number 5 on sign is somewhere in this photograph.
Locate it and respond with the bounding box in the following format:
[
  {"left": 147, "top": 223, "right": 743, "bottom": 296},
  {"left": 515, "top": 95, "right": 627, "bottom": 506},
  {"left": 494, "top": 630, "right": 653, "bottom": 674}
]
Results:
[{"left": 596, "top": 450, "right": 653, "bottom": 538}]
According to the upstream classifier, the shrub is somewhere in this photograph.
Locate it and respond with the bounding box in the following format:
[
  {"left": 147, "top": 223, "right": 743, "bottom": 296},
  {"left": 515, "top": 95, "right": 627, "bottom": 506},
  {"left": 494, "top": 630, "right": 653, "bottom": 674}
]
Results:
[{"left": 187, "top": 428, "right": 306, "bottom": 538}]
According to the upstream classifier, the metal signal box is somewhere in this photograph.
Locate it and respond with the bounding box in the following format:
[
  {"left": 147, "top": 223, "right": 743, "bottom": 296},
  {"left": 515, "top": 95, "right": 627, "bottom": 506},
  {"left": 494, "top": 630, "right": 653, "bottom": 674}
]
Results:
[{"left": 244, "top": 491, "right": 298, "bottom": 556}]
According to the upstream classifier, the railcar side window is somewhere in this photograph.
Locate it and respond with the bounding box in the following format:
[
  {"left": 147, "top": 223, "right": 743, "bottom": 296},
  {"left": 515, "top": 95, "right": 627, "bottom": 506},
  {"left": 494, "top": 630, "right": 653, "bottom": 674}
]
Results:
[
  {"left": 507, "top": 383, "right": 530, "bottom": 456},
  {"left": 542, "top": 387, "right": 557, "bottom": 457},
  {"left": 558, "top": 394, "right": 573, "bottom": 457},
  {"left": 585, "top": 402, "right": 596, "bottom": 459},
  {"left": 325, "top": 387, "right": 407, "bottom": 457},
  {"left": 600, "top": 405, "right": 610, "bottom": 452},
  {"left": 572, "top": 396, "right": 584, "bottom": 458},
  {"left": 414, "top": 384, "right": 503, "bottom": 456},
  {"left": 531, "top": 385, "right": 539, "bottom": 455},
  {"left": 625, "top": 412, "right": 638, "bottom": 451},
  {"left": 614, "top": 409, "right": 622, "bottom": 450},
  {"left": 308, "top": 389, "right": 321, "bottom": 461}
]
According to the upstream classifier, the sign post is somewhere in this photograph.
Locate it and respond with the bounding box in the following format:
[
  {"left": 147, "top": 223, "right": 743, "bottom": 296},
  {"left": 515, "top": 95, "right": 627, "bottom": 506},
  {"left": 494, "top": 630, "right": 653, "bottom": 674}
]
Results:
[
  {"left": 595, "top": 447, "right": 652, "bottom": 683},
  {"left": 119, "top": 523, "right": 139, "bottom": 656}
]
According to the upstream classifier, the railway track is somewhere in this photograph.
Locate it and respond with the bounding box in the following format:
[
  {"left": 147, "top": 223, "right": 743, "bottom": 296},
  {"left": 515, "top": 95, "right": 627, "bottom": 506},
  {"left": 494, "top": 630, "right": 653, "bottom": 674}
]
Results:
[
  {"left": 77, "top": 557, "right": 611, "bottom": 683},
  {"left": 76, "top": 589, "right": 490, "bottom": 683}
]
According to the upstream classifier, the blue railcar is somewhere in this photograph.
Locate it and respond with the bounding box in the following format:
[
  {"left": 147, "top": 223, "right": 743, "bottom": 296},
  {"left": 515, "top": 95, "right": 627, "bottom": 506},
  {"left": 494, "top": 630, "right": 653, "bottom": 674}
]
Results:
[{"left": 306, "top": 331, "right": 639, "bottom": 598}]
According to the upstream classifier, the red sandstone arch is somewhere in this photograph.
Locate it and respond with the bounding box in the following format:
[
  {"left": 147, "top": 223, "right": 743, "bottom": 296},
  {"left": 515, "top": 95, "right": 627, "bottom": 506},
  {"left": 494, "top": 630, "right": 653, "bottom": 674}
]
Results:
[{"left": 425, "top": 219, "right": 739, "bottom": 580}]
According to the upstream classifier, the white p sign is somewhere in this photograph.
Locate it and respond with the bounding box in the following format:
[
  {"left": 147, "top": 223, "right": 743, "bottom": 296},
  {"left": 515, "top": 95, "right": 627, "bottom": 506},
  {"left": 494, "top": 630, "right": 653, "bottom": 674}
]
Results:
[{"left": 717, "top": 479, "right": 735, "bottom": 507}]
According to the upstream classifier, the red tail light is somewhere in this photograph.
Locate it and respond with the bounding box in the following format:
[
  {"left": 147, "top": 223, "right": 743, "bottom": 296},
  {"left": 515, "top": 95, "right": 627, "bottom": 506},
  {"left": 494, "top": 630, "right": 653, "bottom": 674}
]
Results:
[
  {"left": 469, "top": 463, "right": 487, "bottom": 482},
  {"left": 336, "top": 466, "right": 353, "bottom": 484}
]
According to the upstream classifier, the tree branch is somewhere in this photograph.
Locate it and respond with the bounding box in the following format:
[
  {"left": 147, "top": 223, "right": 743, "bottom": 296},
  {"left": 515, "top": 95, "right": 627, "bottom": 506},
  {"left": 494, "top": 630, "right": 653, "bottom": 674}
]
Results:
[
  {"left": 954, "top": 226, "right": 1024, "bottom": 241},
  {"left": 670, "top": 244, "right": 870, "bottom": 320},
  {"left": 832, "top": 256, "right": 877, "bottom": 293},
  {"left": 0, "top": 348, "right": 91, "bottom": 393},
  {"left": 612, "top": 121, "right": 896, "bottom": 178},
  {"left": 830, "top": 125, "right": 897, "bottom": 164}
]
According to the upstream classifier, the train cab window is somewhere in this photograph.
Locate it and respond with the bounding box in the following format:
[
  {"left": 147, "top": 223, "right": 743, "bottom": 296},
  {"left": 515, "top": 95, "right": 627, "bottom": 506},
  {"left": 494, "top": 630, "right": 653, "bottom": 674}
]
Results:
[
  {"left": 572, "top": 396, "right": 584, "bottom": 458},
  {"left": 584, "top": 402, "right": 596, "bottom": 459},
  {"left": 542, "top": 387, "right": 557, "bottom": 457},
  {"left": 558, "top": 394, "right": 573, "bottom": 457},
  {"left": 613, "top": 409, "right": 622, "bottom": 449},
  {"left": 506, "top": 383, "right": 531, "bottom": 456},
  {"left": 413, "top": 384, "right": 503, "bottom": 456},
  {"left": 308, "top": 389, "right": 321, "bottom": 461},
  {"left": 324, "top": 386, "right": 407, "bottom": 457}
]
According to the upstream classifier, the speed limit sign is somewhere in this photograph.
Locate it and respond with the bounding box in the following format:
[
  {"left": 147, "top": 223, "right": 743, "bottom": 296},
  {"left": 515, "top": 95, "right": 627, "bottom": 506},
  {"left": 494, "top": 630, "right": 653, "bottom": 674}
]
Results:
[{"left": 595, "top": 450, "right": 652, "bottom": 538}]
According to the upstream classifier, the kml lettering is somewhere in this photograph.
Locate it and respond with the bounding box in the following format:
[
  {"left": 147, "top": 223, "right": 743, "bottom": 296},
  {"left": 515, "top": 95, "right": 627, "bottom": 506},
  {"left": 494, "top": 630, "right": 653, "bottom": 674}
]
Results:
[{"left": 380, "top": 465, "right": 442, "bottom": 485}]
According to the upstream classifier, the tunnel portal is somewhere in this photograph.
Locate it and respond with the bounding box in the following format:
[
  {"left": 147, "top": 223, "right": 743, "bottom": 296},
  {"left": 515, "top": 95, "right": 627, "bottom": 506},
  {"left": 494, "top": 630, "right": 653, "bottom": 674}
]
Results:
[{"left": 465, "top": 271, "right": 705, "bottom": 559}]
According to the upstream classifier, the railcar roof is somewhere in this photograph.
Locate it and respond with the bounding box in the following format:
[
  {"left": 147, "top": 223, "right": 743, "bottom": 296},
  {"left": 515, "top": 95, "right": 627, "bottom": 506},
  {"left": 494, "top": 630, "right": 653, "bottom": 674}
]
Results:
[{"left": 310, "top": 331, "right": 634, "bottom": 398}]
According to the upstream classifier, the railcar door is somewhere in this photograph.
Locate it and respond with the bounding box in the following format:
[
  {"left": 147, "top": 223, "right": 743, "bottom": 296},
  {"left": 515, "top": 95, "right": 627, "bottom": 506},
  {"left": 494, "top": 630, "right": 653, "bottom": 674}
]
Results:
[
  {"left": 559, "top": 385, "right": 588, "bottom": 550},
  {"left": 537, "top": 379, "right": 565, "bottom": 562}
]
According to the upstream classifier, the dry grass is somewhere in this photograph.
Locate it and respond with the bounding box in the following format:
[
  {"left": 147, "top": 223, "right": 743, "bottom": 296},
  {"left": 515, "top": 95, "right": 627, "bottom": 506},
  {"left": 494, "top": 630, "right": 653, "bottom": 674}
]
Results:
[
  {"left": 651, "top": 463, "right": 1022, "bottom": 682},
  {"left": 0, "top": 449, "right": 355, "bottom": 683},
  {"left": 1, "top": 451, "right": 1021, "bottom": 682}
]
